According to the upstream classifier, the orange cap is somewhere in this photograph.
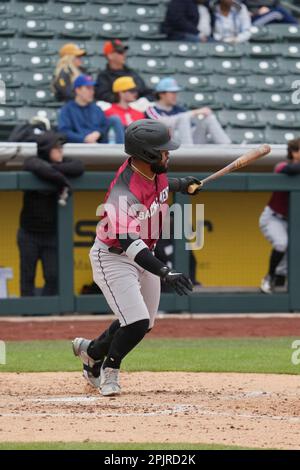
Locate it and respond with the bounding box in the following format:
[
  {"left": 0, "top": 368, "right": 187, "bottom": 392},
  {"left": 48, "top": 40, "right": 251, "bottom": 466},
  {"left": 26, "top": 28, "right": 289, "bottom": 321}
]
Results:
[
  {"left": 59, "top": 43, "right": 86, "bottom": 58},
  {"left": 103, "top": 39, "right": 128, "bottom": 56}
]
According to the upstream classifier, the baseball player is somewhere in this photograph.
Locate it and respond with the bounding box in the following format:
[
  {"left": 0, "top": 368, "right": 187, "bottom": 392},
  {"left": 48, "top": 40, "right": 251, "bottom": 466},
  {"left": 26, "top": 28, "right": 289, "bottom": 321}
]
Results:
[
  {"left": 72, "top": 119, "right": 201, "bottom": 396},
  {"left": 260, "top": 138, "right": 300, "bottom": 294}
]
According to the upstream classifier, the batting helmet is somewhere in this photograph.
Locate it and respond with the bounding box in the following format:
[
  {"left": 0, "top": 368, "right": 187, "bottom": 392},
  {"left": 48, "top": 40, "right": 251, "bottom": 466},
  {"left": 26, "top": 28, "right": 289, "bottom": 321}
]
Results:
[{"left": 124, "top": 119, "right": 180, "bottom": 163}]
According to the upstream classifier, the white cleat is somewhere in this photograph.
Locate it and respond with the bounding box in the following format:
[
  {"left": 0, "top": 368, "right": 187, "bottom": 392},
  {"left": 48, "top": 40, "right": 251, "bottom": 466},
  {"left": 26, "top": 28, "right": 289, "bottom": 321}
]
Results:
[
  {"left": 72, "top": 337, "right": 102, "bottom": 389},
  {"left": 100, "top": 366, "right": 121, "bottom": 396},
  {"left": 260, "top": 275, "right": 274, "bottom": 294}
]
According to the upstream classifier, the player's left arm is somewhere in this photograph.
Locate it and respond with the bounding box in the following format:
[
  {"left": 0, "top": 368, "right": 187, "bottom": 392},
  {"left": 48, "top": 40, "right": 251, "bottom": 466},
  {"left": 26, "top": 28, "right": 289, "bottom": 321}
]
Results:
[{"left": 168, "top": 176, "right": 202, "bottom": 195}]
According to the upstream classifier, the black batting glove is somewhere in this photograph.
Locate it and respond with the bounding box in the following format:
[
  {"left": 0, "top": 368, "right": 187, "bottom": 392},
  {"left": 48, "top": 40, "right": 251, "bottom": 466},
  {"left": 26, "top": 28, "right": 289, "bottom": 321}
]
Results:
[
  {"left": 179, "top": 176, "right": 202, "bottom": 195},
  {"left": 159, "top": 267, "right": 194, "bottom": 296}
]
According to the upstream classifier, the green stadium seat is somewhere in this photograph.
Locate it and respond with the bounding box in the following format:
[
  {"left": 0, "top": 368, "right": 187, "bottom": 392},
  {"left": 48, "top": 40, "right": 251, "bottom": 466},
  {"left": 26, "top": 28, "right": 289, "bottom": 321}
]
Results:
[
  {"left": 273, "top": 44, "right": 300, "bottom": 58},
  {"left": 0, "top": 106, "right": 17, "bottom": 124},
  {"left": 0, "top": 71, "right": 22, "bottom": 88},
  {"left": 0, "top": 3, "right": 13, "bottom": 17},
  {"left": 124, "top": 4, "right": 166, "bottom": 22},
  {"left": 131, "top": 22, "right": 166, "bottom": 40},
  {"left": 22, "top": 70, "right": 53, "bottom": 87},
  {"left": 141, "top": 72, "right": 170, "bottom": 89},
  {"left": 128, "top": 0, "right": 161, "bottom": 4},
  {"left": 206, "top": 43, "right": 244, "bottom": 58},
  {"left": 258, "top": 110, "right": 299, "bottom": 128},
  {"left": 10, "top": 38, "right": 54, "bottom": 55},
  {"left": 241, "top": 58, "right": 282, "bottom": 75},
  {"left": 19, "top": 18, "right": 55, "bottom": 38},
  {"left": 210, "top": 75, "right": 252, "bottom": 91},
  {"left": 1, "top": 89, "right": 25, "bottom": 107},
  {"left": 81, "top": 55, "right": 106, "bottom": 73},
  {"left": 214, "top": 91, "right": 258, "bottom": 110},
  {"left": 14, "top": 54, "right": 56, "bottom": 70},
  {"left": 209, "top": 58, "right": 244, "bottom": 75},
  {"left": 161, "top": 42, "right": 207, "bottom": 58},
  {"left": 0, "top": 18, "right": 16, "bottom": 36},
  {"left": 0, "top": 38, "right": 13, "bottom": 52},
  {"left": 17, "top": 107, "right": 57, "bottom": 124},
  {"left": 92, "top": 21, "right": 131, "bottom": 39},
  {"left": 51, "top": 20, "right": 93, "bottom": 39},
  {"left": 245, "top": 43, "right": 277, "bottom": 58},
  {"left": 171, "top": 57, "right": 213, "bottom": 74},
  {"left": 268, "top": 24, "right": 300, "bottom": 41},
  {"left": 265, "top": 128, "right": 300, "bottom": 144},
  {"left": 249, "top": 25, "right": 278, "bottom": 42},
  {"left": 55, "top": 0, "right": 88, "bottom": 4},
  {"left": 0, "top": 55, "right": 20, "bottom": 72},
  {"left": 129, "top": 41, "right": 168, "bottom": 57},
  {"left": 255, "top": 92, "right": 294, "bottom": 110},
  {"left": 85, "top": 4, "right": 125, "bottom": 21},
  {"left": 91, "top": 0, "right": 124, "bottom": 4},
  {"left": 10, "top": 2, "right": 49, "bottom": 18},
  {"left": 217, "top": 110, "right": 263, "bottom": 128},
  {"left": 226, "top": 127, "right": 266, "bottom": 144},
  {"left": 127, "top": 56, "right": 175, "bottom": 74},
  {"left": 246, "top": 75, "right": 288, "bottom": 91},
  {"left": 179, "top": 91, "right": 220, "bottom": 110},
  {"left": 175, "top": 74, "right": 214, "bottom": 92},
  {"left": 285, "top": 75, "right": 300, "bottom": 90},
  {"left": 47, "top": 3, "right": 89, "bottom": 20},
  {"left": 23, "top": 88, "right": 58, "bottom": 107},
  {"left": 279, "top": 58, "right": 300, "bottom": 74}
]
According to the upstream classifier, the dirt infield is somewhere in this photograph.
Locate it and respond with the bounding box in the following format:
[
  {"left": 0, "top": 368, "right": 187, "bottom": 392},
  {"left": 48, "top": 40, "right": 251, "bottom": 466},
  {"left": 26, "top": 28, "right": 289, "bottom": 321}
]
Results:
[
  {"left": 1, "top": 315, "right": 300, "bottom": 341},
  {"left": 0, "top": 371, "right": 299, "bottom": 449}
]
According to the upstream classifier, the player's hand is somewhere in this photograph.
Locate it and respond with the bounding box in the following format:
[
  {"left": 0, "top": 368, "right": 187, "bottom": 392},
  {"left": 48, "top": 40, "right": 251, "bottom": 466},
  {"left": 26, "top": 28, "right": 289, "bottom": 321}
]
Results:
[
  {"left": 84, "top": 131, "right": 101, "bottom": 143},
  {"left": 160, "top": 268, "right": 193, "bottom": 296},
  {"left": 179, "top": 176, "right": 202, "bottom": 195}
]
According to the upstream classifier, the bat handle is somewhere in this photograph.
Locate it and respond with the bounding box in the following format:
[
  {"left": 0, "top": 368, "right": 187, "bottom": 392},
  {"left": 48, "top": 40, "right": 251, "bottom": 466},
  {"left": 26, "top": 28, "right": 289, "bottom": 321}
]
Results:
[{"left": 187, "top": 181, "right": 203, "bottom": 194}]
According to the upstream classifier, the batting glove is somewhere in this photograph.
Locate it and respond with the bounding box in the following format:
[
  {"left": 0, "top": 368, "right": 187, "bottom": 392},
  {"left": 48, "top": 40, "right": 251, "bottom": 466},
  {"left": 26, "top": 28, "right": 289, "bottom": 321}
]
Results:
[
  {"left": 179, "top": 176, "right": 202, "bottom": 195},
  {"left": 159, "top": 267, "right": 194, "bottom": 296}
]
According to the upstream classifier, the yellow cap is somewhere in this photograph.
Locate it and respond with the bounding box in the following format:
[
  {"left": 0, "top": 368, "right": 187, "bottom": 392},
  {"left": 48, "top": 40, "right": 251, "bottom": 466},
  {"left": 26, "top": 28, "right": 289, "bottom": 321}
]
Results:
[
  {"left": 112, "top": 76, "right": 137, "bottom": 93},
  {"left": 59, "top": 43, "right": 86, "bottom": 58}
]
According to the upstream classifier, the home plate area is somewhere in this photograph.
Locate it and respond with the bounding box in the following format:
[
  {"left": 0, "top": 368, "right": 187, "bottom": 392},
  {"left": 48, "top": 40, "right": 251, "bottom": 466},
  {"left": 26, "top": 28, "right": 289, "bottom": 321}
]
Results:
[{"left": 0, "top": 371, "right": 299, "bottom": 449}]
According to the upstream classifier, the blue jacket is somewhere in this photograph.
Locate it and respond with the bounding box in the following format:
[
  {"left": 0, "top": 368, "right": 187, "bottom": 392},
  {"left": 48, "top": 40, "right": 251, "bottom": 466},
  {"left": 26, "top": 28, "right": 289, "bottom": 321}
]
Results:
[
  {"left": 162, "top": 0, "right": 200, "bottom": 36},
  {"left": 58, "top": 100, "right": 108, "bottom": 143}
]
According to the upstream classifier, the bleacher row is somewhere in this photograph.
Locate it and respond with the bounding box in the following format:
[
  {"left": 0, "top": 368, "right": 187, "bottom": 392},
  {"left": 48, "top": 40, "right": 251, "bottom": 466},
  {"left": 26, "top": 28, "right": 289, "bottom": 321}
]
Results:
[{"left": 1, "top": 0, "right": 300, "bottom": 143}]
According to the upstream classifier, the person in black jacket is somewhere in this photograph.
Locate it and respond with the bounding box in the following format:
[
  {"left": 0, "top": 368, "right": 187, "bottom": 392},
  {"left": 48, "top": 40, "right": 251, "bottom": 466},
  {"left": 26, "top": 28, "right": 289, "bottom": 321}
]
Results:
[
  {"left": 18, "top": 131, "right": 84, "bottom": 296},
  {"left": 94, "top": 39, "right": 153, "bottom": 103},
  {"left": 162, "top": 0, "right": 211, "bottom": 42}
]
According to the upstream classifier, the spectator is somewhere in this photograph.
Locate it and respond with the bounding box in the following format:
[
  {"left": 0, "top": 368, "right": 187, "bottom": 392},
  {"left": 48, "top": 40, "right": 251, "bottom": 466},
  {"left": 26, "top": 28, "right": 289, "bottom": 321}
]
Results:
[
  {"left": 212, "top": 0, "right": 252, "bottom": 43},
  {"left": 18, "top": 131, "right": 84, "bottom": 296},
  {"left": 145, "top": 77, "right": 231, "bottom": 145},
  {"left": 51, "top": 43, "right": 86, "bottom": 102},
  {"left": 95, "top": 40, "right": 153, "bottom": 103},
  {"left": 244, "top": 1, "right": 298, "bottom": 25},
  {"left": 259, "top": 138, "right": 300, "bottom": 294},
  {"left": 58, "top": 75, "right": 124, "bottom": 144},
  {"left": 105, "top": 77, "right": 145, "bottom": 137}
]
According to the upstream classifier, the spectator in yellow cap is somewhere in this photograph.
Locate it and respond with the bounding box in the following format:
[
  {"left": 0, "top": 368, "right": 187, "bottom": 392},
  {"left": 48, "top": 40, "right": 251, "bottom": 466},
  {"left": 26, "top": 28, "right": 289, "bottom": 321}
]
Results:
[
  {"left": 105, "top": 77, "right": 145, "bottom": 134},
  {"left": 95, "top": 39, "right": 153, "bottom": 103},
  {"left": 51, "top": 43, "right": 87, "bottom": 102}
]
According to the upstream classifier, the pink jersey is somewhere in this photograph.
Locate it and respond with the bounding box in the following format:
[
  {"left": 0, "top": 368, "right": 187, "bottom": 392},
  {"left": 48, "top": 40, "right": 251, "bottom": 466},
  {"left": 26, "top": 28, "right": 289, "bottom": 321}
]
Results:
[
  {"left": 268, "top": 161, "right": 288, "bottom": 217},
  {"left": 96, "top": 158, "right": 169, "bottom": 250}
]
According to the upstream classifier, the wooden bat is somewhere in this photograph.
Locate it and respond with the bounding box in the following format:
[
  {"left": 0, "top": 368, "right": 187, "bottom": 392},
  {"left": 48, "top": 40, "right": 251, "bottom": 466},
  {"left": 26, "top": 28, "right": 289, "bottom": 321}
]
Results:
[{"left": 188, "top": 144, "right": 271, "bottom": 194}]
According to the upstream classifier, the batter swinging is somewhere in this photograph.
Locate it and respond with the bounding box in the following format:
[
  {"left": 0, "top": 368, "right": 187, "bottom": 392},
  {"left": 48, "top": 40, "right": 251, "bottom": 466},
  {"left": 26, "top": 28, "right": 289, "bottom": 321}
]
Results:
[{"left": 72, "top": 119, "right": 201, "bottom": 396}]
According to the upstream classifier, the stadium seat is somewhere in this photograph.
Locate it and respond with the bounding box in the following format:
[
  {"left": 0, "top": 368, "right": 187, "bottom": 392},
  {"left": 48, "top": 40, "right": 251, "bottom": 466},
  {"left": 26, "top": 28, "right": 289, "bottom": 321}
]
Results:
[
  {"left": 179, "top": 91, "right": 220, "bottom": 110},
  {"left": 129, "top": 41, "right": 168, "bottom": 57},
  {"left": 0, "top": 3, "right": 13, "bottom": 18},
  {"left": 246, "top": 75, "right": 288, "bottom": 91},
  {"left": 127, "top": 0, "right": 161, "bottom": 4},
  {"left": 210, "top": 75, "right": 252, "bottom": 91},
  {"left": 0, "top": 55, "right": 20, "bottom": 72},
  {"left": 217, "top": 110, "right": 263, "bottom": 128},
  {"left": 254, "top": 92, "right": 295, "bottom": 110},
  {"left": 171, "top": 57, "right": 213, "bottom": 74},
  {"left": 90, "top": 0, "right": 124, "bottom": 3},
  {"left": 81, "top": 55, "right": 106, "bottom": 73},
  {"left": 241, "top": 58, "right": 282, "bottom": 75},
  {"left": 22, "top": 88, "right": 58, "bottom": 107},
  {"left": 258, "top": 110, "right": 299, "bottom": 128},
  {"left": 131, "top": 22, "right": 166, "bottom": 40},
  {"left": 0, "top": 38, "right": 13, "bottom": 53},
  {"left": 273, "top": 44, "right": 300, "bottom": 58},
  {"left": 17, "top": 107, "right": 57, "bottom": 124},
  {"left": 19, "top": 18, "right": 55, "bottom": 38},
  {"left": 85, "top": 4, "right": 125, "bottom": 21},
  {"left": 127, "top": 57, "right": 175, "bottom": 74},
  {"left": 268, "top": 24, "right": 300, "bottom": 41},
  {"left": 9, "top": 38, "right": 54, "bottom": 55},
  {"left": 51, "top": 20, "right": 93, "bottom": 39},
  {"left": 207, "top": 43, "right": 244, "bottom": 58},
  {"left": 55, "top": 0, "right": 88, "bottom": 4},
  {"left": 245, "top": 43, "right": 277, "bottom": 58},
  {"left": 10, "top": 2, "right": 49, "bottom": 18},
  {"left": 0, "top": 18, "right": 16, "bottom": 36},
  {"left": 124, "top": 4, "right": 166, "bottom": 22},
  {"left": 249, "top": 25, "right": 278, "bottom": 42},
  {"left": 141, "top": 72, "right": 169, "bottom": 89},
  {"left": 47, "top": 3, "right": 89, "bottom": 21},
  {"left": 265, "top": 128, "right": 300, "bottom": 144},
  {"left": 209, "top": 58, "right": 244, "bottom": 75},
  {"left": 175, "top": 74, "right": 214, "bottom": 92},
  {"left": 280, "top": 58, "right": 300, "bottom": 74},
  {"left": 0, "top": 71, "right": 22, "bottom": 88},
  {"left": 13, "top": 54, "right": 56, "bottom": 70},
  {"left": 0, "top": 106, "right": 17, "bottom": 125},
  {"left": 225, "top": 127, "right": 266, "bottom": 144},
  {"left": 1, "top": 88, "right": 25, "bottom": 107},
  {"left": 22, "top": 70, "right": 53, "bottom": 87},
  {"left": 162, "top": 42, "right": 207, "bottom": 58},
  {"left": 214, "top": 91, "right": 258, "bottom": 110},
  {"left": 91, "top": 21, "right": 131, "bottom": 39}
]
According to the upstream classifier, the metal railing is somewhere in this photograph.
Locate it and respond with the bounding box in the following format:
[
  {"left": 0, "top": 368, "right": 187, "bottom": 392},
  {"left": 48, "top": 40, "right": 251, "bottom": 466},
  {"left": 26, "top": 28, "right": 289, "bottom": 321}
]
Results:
[{"left": 0, "top": 171, "right": 300, "bottom": 315}]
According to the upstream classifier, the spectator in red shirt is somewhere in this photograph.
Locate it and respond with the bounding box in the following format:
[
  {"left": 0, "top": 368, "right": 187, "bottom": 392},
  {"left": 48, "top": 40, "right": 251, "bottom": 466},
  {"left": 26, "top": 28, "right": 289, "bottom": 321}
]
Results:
[
  {"left": 259, "top": 138, "right": 300, "bottom": 294},
  {"left": 105, "top": 77, "right": 145, "bottom": 136}
]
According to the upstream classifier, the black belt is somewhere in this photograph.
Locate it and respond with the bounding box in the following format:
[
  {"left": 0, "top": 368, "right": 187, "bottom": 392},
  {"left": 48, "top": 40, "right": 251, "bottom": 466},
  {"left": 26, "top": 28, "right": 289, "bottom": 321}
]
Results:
[{"left": 108, "top": 246, "right": 123, "bottom": 255}]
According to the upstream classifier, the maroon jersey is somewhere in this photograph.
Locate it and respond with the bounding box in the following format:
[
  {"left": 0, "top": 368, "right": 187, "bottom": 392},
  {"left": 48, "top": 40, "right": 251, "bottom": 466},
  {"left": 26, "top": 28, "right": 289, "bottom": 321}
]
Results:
[
  {"left": 268, "top": 161, "right": 289, "bottom": 217},
  {"left": 96, "top": 158, "right": 169, "bottom": 250}
]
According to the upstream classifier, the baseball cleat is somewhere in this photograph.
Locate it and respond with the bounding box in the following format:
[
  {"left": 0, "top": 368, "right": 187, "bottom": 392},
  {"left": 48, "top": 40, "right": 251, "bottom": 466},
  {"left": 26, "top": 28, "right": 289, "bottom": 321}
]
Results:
[
  {"left": 260, "top": 275, "right": 274, "bottom": 294},
  {"left": 72, "top": 337, "right": 102, "bottom": 389},
  {"left": 100, "top": 366, "right": 121, "bottom": 396}
]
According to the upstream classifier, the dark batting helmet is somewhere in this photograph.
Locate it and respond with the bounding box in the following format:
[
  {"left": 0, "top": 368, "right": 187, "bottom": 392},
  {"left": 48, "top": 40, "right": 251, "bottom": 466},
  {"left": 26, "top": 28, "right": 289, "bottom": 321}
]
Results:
[{"left": 124, "top": 119, "right": 180, "bottom": 163}]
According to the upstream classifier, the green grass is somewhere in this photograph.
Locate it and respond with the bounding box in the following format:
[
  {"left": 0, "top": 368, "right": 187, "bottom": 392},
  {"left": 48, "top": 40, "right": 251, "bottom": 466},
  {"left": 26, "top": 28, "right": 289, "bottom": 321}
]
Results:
[
  {"left": 0, "top": 338, "right": 299, "bottom": 374},
  {"left": 0, "top": 442, "right": 256, "bottom": 450}
]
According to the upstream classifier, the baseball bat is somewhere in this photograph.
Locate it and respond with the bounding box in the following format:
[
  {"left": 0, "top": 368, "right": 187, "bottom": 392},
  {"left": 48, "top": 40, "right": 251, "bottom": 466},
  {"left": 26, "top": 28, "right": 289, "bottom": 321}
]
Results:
[{"left": 188, "top": 144, "right": 271, "bottom": 194}]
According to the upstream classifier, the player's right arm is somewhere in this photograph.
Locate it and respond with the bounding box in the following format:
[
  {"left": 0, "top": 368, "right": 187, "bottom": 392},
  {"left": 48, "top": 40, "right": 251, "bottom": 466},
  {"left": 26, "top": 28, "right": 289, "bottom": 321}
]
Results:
[{"left": 118, "top": 236, "right": 193, "bottom": 296}]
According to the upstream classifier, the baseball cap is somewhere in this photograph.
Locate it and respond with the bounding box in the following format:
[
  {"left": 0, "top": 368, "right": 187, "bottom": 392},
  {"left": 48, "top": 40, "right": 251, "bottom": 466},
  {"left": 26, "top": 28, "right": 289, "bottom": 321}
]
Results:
[
  {"left": 73, "top": 75, "right": 96, "bottom": 89},
  {"left": 155, "top": 77, "right": 182, "bottom": 93},
  {"left": 103, "top": 39, "right": 129, "bottom": 56},
  {"left": 112, "top": 76, "right": 137, "bottom": 93},
  {"left": 59, "top": 43, "right": 86, "bottom": 58}
]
